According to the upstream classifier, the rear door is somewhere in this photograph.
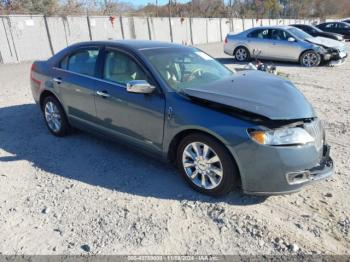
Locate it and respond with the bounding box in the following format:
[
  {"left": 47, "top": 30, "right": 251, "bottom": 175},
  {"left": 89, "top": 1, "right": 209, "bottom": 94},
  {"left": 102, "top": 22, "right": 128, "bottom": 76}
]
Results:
[
  {"left": 246, "top": 28, "right": 272, "bottom": 59},
  {"left": 52, "top": 46, "right": 102, "bottom": 123},
  {"left": 93, "top": 47, "right": 166, "bottom": 151}
]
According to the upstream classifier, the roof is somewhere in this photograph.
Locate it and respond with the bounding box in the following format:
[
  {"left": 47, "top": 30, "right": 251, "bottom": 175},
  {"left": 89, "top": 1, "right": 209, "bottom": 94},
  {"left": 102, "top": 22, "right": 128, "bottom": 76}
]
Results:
[
  {"left": 73, "top": 40, "right": 187, "bottom": 51},
  {"left": 248, "top": 25, "right": 295, "bottom": 30}
]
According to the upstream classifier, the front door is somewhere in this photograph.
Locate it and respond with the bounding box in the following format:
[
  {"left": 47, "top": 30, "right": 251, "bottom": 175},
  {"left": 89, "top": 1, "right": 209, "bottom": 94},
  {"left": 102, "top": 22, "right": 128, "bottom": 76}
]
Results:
[
  {"left": 268, "top": 29, "right": 301, "bottom": 61},
  {"left": 94, "top": 48, "right": 166, "bottom": 151}
]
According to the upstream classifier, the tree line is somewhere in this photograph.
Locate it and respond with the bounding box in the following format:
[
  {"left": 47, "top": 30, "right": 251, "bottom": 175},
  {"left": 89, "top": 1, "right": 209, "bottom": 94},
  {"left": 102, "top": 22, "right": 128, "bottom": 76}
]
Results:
[{"left": 0, "top": 0, "right": 349, "bottom": 19}]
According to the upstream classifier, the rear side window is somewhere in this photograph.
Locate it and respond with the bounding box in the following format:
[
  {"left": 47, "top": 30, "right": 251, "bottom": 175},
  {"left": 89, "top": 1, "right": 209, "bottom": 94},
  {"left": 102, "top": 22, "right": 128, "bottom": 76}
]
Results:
[
  {"left": 324, "top": 23, "right": 334, "bottom": 28},
  {"left": 60, "top": 49, "right": 99, "bottom": 77},
  {"left": 336, "top": 23, "right": 350, "bottom": 29},
  {"left": 248, "top": 29, "right": 269, "bottom": 39}
]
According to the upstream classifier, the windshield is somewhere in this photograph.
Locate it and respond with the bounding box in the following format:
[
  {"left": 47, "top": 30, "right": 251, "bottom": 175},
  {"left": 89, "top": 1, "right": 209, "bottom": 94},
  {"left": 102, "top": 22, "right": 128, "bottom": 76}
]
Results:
[
  {"left": 310, "top": 25, "right": 323, "bottom": 33},
  {"left": 141, "top": 47, "right": 234, "bottom": 91},
  {"left": 287, "top": 27, "right": 312, "bottom": 40}
]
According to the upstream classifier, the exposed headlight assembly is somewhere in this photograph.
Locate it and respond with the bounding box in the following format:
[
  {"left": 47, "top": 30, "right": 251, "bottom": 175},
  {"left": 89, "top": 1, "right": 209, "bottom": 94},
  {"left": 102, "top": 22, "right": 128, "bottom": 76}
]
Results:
[
  {"left": 248, "top": 127, "right": 314, "bottom": 146},
  {"left": 314, "top": 45, "right": 328, "bottom": 54}
]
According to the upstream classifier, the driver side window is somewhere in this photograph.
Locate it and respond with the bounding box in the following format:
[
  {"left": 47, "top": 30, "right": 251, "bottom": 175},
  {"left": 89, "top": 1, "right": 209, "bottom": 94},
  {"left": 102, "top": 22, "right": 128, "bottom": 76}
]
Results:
[
  {"left": 103, "top": 50, "right": 148, "bottom": 85},
  {"left": 270, "top": 29, "right": 291, "bottom": 41}
]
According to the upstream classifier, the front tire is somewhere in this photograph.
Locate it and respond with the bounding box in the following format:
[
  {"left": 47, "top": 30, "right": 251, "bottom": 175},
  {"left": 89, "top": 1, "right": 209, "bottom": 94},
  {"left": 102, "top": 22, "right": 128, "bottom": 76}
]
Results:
[
  {"left": 42, "top": 96, "right": 69, "bottom": 137},
  {"left": 234, "top": 46, "right": 250, "bottom": 62},
  {"left": 300, "top": 51, "right": 321, "bottom": 67},
  {"left": 176, "top": 133, "right": 239, "bottom": 196}
]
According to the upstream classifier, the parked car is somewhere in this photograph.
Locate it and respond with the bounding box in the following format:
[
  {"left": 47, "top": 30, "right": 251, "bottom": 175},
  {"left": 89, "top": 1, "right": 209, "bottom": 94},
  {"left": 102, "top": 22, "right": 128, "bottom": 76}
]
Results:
[
  {"left": 316, "top": 22, "right": 350, "bottom": 40},
  {"left": 290, "top": 24, "right": 344, "bottom": 41},
  {"left": 342, "top": 19, "right": 350, "bottom": 24},
  {"left": 30, "top": 40, "right": 333, "bottom": 196},
  {"left": 224, "top": 26, "right": 348, "bottom": 67}
]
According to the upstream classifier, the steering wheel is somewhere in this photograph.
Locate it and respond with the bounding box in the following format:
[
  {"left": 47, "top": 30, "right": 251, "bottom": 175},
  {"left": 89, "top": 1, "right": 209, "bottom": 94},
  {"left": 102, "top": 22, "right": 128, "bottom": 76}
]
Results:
[{"left": 188, "top": 68, "right": 203, "bottom": 81}]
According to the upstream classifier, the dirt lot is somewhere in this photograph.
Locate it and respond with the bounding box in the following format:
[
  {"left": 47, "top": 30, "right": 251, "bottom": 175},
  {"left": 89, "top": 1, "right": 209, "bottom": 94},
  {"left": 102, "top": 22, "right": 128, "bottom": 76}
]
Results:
[{"left": 0, "top": 42, "right": 349, "bottom": 255}]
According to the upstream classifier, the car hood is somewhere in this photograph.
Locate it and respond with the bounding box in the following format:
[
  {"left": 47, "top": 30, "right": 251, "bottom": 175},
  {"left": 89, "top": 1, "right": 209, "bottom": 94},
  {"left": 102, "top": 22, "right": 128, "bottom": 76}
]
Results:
[
  {"left": 306, "top": 36, "right": 345, "bottom": 49},
  {"left": 183, "top": 70, "right": 315, "bottom": 120}
]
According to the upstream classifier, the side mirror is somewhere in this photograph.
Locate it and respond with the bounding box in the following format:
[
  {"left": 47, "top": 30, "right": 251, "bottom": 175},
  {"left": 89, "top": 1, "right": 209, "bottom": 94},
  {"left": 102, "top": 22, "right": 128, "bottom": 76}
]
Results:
[
  {"left": 288, "top": 37, "right": 296, "bottom": 42},
  {"left": 126, "top": 80, "right": 155, "bottom": 94}
]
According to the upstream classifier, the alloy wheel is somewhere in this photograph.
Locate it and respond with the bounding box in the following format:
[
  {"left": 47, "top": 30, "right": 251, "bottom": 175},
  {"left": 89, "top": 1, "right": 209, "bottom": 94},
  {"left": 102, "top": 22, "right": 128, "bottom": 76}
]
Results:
[
  {"left": 302, "top": 52, "right": 319, "bottom": 67},
  {"left": 182, "top": 142, "right": 223, "bottom": 190},
  {"left": 235, "top": 48, "right": 247, "bottom": 61},
  {"left": 44, "top": 101, "right": 62, "bottom": 133}
]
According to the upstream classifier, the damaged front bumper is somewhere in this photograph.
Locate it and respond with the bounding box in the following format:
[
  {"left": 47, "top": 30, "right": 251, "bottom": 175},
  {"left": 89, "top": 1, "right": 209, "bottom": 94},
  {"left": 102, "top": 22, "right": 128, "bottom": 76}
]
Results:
[
  {"left": 322, "top": 49, "right": 348, "bottom": 64},
  {"left": 285, "top": 145, "right": 333, "bottom": 185},
  {"left": 229, "top": 140, "right": 334, "bottom": 196}
]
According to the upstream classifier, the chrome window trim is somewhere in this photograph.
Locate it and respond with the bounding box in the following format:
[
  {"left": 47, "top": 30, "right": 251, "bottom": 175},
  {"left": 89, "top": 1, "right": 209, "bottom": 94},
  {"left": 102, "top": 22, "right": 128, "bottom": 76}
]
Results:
[{"left": 52, "top": 67, "right": 127, "bottom": 89}]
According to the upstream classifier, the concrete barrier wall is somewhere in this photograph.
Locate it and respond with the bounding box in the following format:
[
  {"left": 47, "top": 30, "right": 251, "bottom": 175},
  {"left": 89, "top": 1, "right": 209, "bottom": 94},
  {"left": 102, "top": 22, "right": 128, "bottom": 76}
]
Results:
[
  {"left": 243, "top": 19, "right": 254, "bottom": 30},
  {"left": 261, "top": 19, "right": 270, "bottom": 26},
  {"left": 89, "top": 16, "right": 123, "bottom": 41},
  {"left": 231, "top": 18, "right": 243, "bottom": 33},
  {"left": 220, "top": 18, "right": 231, "bottom": 40},
  {"left": 150, "top": 17, "right": 171, "bottom": 42},
  {"left": 207, "top": 18, "right": 221, "bottom": 42},
  {"left": 64, "top": 16, "right": 90, "bottom": 44},
  {"left": 46, "top": 17, "right": 68, "bottom": 54},
  {"left": 0, "top": 15, "right": 320, "bottom": 63},
  {"left": 0, "top": 17, "right": 17, "bottom": 63},
  {"left": 191, "top": 18, "right": 207, "bottom": 44},
  {"left": 170, "top": 17, "right": 190, "bottom": 44},
  {"left": 133, "top": 17, "right": 149, "bottom": 40},
  {"left": 8, "top": 15, "right": 52, "bottom": 61}
]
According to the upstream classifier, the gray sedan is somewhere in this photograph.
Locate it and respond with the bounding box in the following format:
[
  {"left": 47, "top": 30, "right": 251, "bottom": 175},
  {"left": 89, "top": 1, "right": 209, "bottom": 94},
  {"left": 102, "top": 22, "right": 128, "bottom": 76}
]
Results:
[{"left": 224, "top": 26, "right": 348, "bottom": 67}]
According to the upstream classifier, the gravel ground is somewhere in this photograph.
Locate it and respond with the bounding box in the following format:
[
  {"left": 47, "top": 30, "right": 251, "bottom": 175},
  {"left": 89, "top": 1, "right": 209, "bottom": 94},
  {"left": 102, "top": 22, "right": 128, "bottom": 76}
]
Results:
[{"left": 0, "top": 42, "right": 349, "bottom": 255}]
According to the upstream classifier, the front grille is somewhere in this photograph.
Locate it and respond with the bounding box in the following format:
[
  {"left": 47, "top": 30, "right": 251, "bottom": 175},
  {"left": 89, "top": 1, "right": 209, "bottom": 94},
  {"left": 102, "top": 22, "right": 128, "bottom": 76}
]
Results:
[{"left": 304, "top": 119, "right": 324, "bottom": 152}]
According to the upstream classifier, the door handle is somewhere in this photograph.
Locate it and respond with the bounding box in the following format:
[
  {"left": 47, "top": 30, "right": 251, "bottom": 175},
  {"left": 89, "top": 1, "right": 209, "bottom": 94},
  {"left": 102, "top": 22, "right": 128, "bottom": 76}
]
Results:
[
  {"left": 53, "top": 77, "right": 62, "bottom": 84},
  {"left": 96, "top": 90, "right": 110, "bottom": 98}
]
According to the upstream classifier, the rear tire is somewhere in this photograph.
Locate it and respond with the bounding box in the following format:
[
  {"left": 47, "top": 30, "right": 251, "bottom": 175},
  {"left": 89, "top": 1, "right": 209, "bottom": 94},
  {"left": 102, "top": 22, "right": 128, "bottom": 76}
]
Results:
[
  {"left": 42, "top": 96, "right": 69, "bottom": 137},
  {"left": 176, "top": 133, "right": 239, "bottom": 196},
  {"left": 300, "top": 50, "right": 321, "bottom": 67},
  {"left": 234, "top": 46, "right": 250, "bottom": 62}
]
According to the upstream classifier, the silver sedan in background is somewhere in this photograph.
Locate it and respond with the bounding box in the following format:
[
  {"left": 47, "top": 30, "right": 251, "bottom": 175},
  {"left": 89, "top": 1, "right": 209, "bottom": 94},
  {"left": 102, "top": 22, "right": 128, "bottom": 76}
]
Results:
[{"left": 224, "top": 26, "right": 348, "bottom": 67}]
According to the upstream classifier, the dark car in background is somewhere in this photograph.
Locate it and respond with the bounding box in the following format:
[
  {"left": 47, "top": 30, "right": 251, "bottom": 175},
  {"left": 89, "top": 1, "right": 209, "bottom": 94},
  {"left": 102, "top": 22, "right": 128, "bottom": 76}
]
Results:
[
  {"left": 30, "top": 40, "right": 333, "bottom": 196},
  {"left": 316, "top": 22, "right": 350, "bottom": 40},
  {"left": 291, "top": 24, "right": 344, "bottom": 41}
]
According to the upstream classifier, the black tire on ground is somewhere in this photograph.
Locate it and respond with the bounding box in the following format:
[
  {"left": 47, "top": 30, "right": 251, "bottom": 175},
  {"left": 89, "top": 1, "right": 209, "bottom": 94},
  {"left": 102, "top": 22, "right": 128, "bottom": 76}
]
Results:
[
  {"left": 234, "top": 46, "right": 250, "bottom": 62},
  {"left": 42, "top": 96, "right": 69, "bottom": 137},
  {"left": 300, "top": 50, "right": 321, "bottom": 67},
  {"left": 176, "top": 133, "right": 240, "bottom": 196}
]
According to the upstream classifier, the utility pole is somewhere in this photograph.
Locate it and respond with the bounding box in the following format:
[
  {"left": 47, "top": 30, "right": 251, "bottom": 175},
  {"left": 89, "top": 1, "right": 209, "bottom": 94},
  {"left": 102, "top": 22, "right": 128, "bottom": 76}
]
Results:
[
  {"left": 168, "top": 0, "right": 172, "bottom": 18},
  {"left": 156, "top": 0, "right": 158, "bottom": 17}
]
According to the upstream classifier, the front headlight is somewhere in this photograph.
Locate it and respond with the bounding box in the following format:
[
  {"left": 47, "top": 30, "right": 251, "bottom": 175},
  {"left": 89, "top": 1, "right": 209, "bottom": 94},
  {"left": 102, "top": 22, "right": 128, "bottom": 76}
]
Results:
[{"left": 248, "top": 127, "right": 314, "bottom": 146}]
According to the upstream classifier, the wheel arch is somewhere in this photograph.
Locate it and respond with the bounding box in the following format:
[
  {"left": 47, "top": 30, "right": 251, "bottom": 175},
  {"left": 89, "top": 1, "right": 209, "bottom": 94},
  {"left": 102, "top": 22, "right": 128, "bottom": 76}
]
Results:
[
  {"left": 233, "top": 45, "right": 250, "bottom": 56},
  {"left": 39, "top": 90, "right": 64, "bottom": 112},
  {"left": 167, "top": 128, "right": 242, "bottom": 185},
  {"left": 299, "top": 49, "right": 318, "bottom": 63}
]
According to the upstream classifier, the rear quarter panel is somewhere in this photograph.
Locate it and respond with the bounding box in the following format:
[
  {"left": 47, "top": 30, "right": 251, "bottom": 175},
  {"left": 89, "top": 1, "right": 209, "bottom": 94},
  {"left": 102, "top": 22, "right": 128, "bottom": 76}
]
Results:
[{"left": 224, "top": 33, "right": 249, "bottom": 56}]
